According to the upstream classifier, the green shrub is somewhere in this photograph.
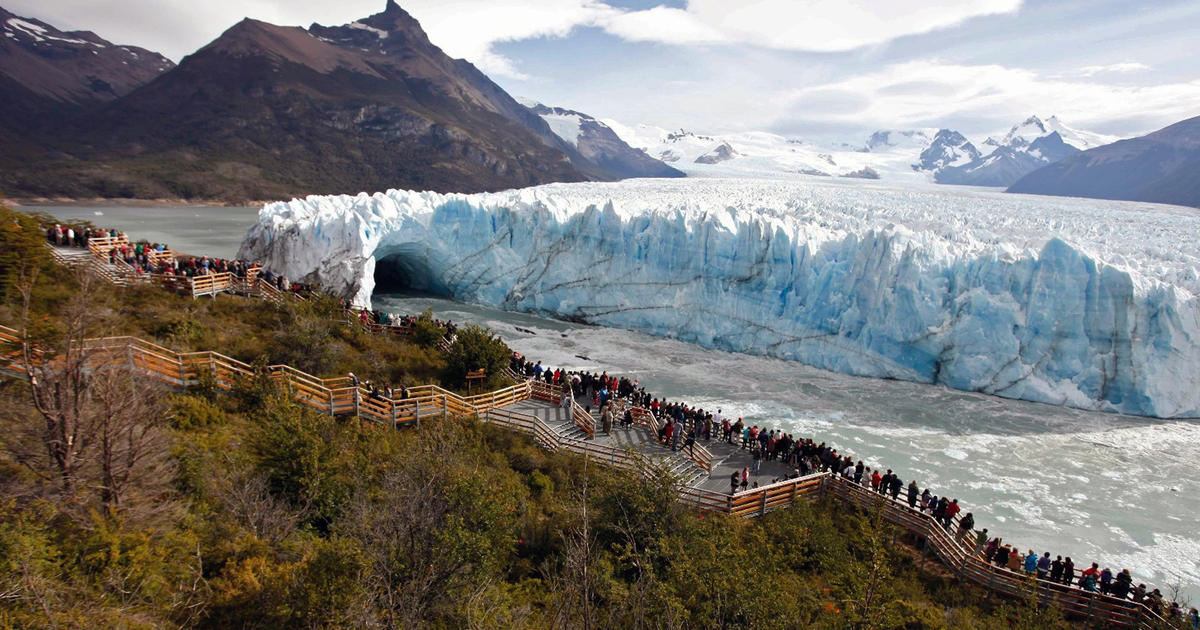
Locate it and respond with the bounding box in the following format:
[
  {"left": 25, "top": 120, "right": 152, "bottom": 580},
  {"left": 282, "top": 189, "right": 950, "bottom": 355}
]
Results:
[{"left": 167, "top": 394, "right": 228, "bottom": 431}]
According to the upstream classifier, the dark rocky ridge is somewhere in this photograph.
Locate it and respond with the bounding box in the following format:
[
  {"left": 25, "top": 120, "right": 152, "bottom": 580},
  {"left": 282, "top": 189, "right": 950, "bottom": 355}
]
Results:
[
  {"left": 0, "top": 5, "right": 172, "bottom": 142},
  {"left": 0, "top": 2, "right": 609, "bottom": 202}
]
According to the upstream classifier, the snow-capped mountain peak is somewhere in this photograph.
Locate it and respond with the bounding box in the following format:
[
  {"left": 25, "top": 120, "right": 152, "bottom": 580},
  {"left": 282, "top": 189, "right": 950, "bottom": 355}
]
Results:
[
  {"left": 523, "top": 101, "right": 684, "bottom": 179},
  {"left": 1001, "top": 114, "right": 1117, "bottom": 151}
]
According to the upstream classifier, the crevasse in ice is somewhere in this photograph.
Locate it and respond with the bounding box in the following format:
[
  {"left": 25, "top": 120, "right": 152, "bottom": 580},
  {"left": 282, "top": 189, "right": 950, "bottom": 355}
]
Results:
[{"left": 238, "top": 178, "right": 1200, "bottom": 418}]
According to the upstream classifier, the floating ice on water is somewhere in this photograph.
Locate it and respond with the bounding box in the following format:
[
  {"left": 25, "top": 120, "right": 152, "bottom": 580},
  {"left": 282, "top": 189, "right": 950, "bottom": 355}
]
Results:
[{"left": 239, "top": 178, "right": 1200, "bottom": 418}]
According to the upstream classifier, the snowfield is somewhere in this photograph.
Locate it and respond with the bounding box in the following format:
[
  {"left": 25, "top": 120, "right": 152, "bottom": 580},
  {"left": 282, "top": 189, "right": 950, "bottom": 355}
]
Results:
[{"left": 239, "top": 178, "right": 1200, "bottom": 418}]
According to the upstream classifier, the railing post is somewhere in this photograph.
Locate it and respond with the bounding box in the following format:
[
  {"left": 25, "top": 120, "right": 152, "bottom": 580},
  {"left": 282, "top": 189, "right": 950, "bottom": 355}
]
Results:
[
  {"left": 759, "top": 490, "right": 767, "bottom": 517},
  {"left": 415, "top": 399, "right": 421, "bottom": 429},
  {"left": 354, "top": 387, "right": 360, "bottom": 418},
  {"left": 442, "top": 393, "right": 448, "bottom": 420},
  {"left": 391, "top": 399, "right": 397, "bottom": 427}
]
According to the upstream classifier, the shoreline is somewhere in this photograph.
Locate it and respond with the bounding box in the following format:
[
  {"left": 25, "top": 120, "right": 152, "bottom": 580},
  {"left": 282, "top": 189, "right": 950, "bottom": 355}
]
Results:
[{"left": 6, "top": 197, "right": 281, "bottom": 208}]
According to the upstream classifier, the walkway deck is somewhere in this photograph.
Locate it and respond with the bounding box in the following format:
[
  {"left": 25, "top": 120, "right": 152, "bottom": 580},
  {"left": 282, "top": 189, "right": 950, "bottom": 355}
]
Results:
[{"left": 503, "top": 398, "right": 810, "bottom": 492}]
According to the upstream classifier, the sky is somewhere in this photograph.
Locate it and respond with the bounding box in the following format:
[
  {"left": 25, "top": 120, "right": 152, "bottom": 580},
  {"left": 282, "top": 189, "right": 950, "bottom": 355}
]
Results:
[{"left": 11, "top": 0, "right": 1200, "bottom": 141}]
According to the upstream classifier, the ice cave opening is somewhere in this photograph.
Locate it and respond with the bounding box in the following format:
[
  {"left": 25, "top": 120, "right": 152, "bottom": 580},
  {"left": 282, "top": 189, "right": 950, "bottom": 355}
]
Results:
[{"left": 372, "top": 246, "right": 444, "bottom": 296}]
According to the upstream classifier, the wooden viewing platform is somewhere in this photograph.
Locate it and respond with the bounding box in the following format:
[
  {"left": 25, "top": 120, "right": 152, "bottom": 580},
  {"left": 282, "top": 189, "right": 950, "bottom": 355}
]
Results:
[{"left": 13, "top": 238, "right": 1180, "bottom": 629}]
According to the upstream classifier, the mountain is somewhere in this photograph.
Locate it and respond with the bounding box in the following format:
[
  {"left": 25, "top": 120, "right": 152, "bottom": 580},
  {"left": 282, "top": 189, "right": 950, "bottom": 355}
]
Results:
[
  {"left": 934, "top": 116, "right": 1116, "bottom": 187},
  {"left": 1008, "top": 114, "right": 1200, "bottom": 208},
  {"left": 524, "top": 101, "right": 683, "bottom": 179},
  {"left": 0, "top": 1, "right": 588, "bottom": 201},
  {"left": 694, "top": 141, "right": 739, "bottom": 164},
  {"left": 914, "top": 129, "right": 980, "bottom": 171},
  {"left": 0, "top": 6, "right": 172, "bottom": 139}
]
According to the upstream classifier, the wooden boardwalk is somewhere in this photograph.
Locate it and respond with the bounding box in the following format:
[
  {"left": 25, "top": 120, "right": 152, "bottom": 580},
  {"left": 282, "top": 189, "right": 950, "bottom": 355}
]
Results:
[{"left": 505, "top": 398, "right": 800, "bottom": 492}]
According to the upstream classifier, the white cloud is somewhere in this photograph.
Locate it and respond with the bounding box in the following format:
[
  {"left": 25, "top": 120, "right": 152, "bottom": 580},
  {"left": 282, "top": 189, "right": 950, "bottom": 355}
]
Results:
[
  {"left": 403, "top": 0, "right": 618, "bottom": 78},
  {"left": 1078, "top": 62, "right": 1151, "bottom": 76},
  {"left": 777, "top": 60, "right": 1200, "bottom": 138},
  {"left": 417, "top": 0, "right": 1026, "bottom": 77},
  {"left": 626, "top": 0, "right": 1024, "bottom": 52},
  {"left": 602, "top": 6, "right": 726, "bottom": 46}
]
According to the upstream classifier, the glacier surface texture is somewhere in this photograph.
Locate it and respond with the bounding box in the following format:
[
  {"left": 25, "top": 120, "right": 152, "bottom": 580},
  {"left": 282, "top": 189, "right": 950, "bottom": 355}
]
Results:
[{"left": 238, "top": 178, "right": 1200, "bottom": 418}]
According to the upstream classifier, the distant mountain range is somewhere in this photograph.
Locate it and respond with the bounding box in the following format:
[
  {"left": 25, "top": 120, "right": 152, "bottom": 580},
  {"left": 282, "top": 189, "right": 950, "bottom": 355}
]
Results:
[
  {"left": 0, "top": 2, "right": 1194, "bottom": 208},
  {"left": 0, "top": 1, "right": 673, "bottom": 201},
  {"left": 1009, "top": 115, "right": 1200, "bottom": 208},
  {"left": 605, "top": 115, "right": 1120, "bottom": 189}
]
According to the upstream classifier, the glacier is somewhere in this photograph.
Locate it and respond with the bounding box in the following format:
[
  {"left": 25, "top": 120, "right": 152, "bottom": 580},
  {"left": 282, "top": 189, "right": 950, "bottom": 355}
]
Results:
[{"left": 237, "top": 178, "right": 1200, "bottom": 418}]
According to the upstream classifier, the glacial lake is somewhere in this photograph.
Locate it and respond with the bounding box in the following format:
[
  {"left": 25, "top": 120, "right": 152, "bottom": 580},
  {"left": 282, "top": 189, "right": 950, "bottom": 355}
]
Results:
[{"left": 23, "top": 202, "right": 1200, "bottom": 600}]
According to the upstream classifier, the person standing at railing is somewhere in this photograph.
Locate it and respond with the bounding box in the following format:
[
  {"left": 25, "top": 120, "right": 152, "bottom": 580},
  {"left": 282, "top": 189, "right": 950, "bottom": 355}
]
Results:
[
  {"left": 956, "top": 512, "right": 974, "bottom": 541},
  {"left": 995, "top": 545, "right": 1011, "bottom": 569},
  {"left": 1022, "top": 550, "right": 1039, "bottom": 575},
  {"left": 730, "top": 470, "right": 739, "bottom": 494},
  {"left": 1100, "top": 567, "right": 1116, "bottom": 595},
  {"left": 1061, "top": 557, "right": 1075, "bottom": 586},
  {"left": 1036, "top": 551, "right": 1052, "bottom": 579},
  {"left": 1111, "top": 568, "right": 1132, "bottom": 599},
  {"left": 942, "top": 499, "right": 960, "bottom": 529},
  {"left": 973, "top": 528, "right": 989, "bottom": 557},
  {"left": 906, "top": 480, "right": 919, "bottom": 508}
]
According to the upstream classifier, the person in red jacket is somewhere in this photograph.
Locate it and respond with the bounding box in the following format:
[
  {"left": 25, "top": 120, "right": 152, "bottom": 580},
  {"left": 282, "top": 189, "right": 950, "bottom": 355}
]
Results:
[{"left": 943, "top": 499, "right": 961, "bottom": 529}]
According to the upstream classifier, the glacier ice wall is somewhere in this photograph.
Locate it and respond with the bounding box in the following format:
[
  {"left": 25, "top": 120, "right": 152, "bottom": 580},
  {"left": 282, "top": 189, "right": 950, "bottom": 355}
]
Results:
[{"left": 238, "top": 178, "right": 1200, "bottom": 418}]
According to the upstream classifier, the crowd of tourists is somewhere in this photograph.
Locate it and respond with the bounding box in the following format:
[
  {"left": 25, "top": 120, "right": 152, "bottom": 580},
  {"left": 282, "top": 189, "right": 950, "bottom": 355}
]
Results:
[
  {"left": 350, "top": 305, "right": 459, "bottom": 337},
  {"left": 507, "top": 353, "right": 1198, "bottom": 623},
  {"left": 46, "top": 222, "right": 322, "bottom": 294}
]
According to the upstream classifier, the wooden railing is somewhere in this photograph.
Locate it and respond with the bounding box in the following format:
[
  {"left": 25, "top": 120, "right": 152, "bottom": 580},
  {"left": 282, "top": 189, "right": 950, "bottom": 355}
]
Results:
[
  {"left": 190, "top": 272, "right": 235, "bottom": 298},
  {"left": 86, "top": 234, "right": 129, "bottom": 256},
  {"left": 820, "top": 476, "right": 1167, "bottom": 629}
]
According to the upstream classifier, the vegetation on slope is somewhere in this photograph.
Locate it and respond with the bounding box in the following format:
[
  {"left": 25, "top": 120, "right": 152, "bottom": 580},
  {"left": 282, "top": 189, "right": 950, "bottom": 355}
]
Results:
[{"left": 0, "top": 204, "right": 1079, "bottom": 628}]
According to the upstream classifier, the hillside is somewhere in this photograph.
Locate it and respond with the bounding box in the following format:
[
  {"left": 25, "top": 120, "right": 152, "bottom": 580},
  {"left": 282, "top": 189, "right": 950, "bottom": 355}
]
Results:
[
  {"left": 1008, "top": 114, "right": 1200, "bottom": 208},
  {"left": 0, "top": 2, "right": 593, "bottom": 202},
  {"left": 0, "top": 5, "right": 172, "bottom": 142}
]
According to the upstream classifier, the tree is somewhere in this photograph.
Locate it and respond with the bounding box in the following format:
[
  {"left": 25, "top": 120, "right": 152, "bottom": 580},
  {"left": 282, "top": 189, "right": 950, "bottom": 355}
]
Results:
[
  {"left": 445, "top": 324, "right": 511, "bottom": 388},
  {"left": 15, "top": 268, "right": 103, "bottom": 499},
  {"left": 89, "top": 367, "right": 171, "bottom": 509}
]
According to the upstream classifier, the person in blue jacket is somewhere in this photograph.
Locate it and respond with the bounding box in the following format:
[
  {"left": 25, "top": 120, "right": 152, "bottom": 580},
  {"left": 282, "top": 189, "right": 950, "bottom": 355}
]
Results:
[{"left": 1024, "top": 550, "right": 1039, "bottom": 575}]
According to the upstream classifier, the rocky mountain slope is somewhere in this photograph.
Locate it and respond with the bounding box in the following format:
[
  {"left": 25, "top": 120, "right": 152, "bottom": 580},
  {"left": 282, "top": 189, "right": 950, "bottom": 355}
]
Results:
[
  {"left": 0, "top": 5, "right": 172, "bottom": 141},
  {"left": 0, "top": 2, "right": 601, "bottom": 201},
  {"left": 1008, "top": 114, "right": 1200, "bottom": 208},
  {"left": 525, "top": 101, "right": 683, "bottom": 179}
]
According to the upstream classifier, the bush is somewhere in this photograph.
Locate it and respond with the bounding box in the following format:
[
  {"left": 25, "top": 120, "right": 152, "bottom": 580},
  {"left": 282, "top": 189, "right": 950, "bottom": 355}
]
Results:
[
  {"left": 167, "top": 394, "right": 228, "bottom": 431},
  {"left": 445, "top": 323, "right": 511, "bottom": 388},
  {"left": 410, "top": 308, "right": 443, "bottom": 349}
]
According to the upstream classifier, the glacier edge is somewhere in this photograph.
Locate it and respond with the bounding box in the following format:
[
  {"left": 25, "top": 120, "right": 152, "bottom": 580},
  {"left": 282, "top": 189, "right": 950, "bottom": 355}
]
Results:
[{"left": 237, "top": 179, "right": 1200, "bottom": 419}]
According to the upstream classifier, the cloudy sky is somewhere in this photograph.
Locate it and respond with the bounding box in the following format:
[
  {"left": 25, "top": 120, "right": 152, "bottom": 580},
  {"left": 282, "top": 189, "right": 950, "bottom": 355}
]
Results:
[{"left": 12, "top": 0, "right": 1200, "bottom": 141}]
